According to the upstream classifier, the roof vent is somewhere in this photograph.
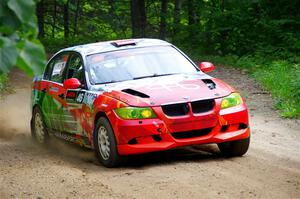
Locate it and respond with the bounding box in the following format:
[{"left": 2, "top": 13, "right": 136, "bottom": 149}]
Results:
[
  {"left": 121, "top": 89, "right": 149, "bottom": 98},
  {"left": 111, "top": 40, "right": 136, "bottom": 47}
]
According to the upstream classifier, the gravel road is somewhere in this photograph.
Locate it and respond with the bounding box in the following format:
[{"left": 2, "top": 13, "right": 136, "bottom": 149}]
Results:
[{"left": 0, "top": 67, "right": 299, "bottom": 199}]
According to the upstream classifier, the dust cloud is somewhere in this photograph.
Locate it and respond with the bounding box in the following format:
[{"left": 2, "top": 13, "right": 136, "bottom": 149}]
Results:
[{"left": 0, "top": 88, "right": 31, "bottom": 140}]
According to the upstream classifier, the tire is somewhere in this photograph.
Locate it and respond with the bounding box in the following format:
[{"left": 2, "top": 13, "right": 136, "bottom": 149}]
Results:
[
  {"left": 94, "top": 117, "right": 122, "bottom": 167},
  {"left": 218, "top": 137, "right": 250, "bottom": 157},
  {"left": 31, "top": 107, "right": 49, "bottom": 144}
]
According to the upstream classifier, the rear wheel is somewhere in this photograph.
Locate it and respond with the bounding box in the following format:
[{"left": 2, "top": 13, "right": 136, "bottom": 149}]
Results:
[
  {"left": 31, "top": 107, "right": 49, "bottom": 144},
  {"left": 94, "top": 117, "right": 122, "bottom": 167},
  {"left": 218, "top": 137, "right": 250, "bottom": 157}
]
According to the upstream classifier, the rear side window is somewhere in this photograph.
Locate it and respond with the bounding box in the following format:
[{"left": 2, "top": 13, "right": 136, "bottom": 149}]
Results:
[{"left": 44, "top": 53, "right": 69, "bottom": 83}]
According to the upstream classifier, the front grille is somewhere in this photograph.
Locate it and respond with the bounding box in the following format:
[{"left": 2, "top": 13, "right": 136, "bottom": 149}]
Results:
[
  {"left": 162, "top": 99, "right": 214, "bottom": 116},
  {"left": 171, "top": 128, "right": 212, "bottom": 139},
  {"left": 162, "top": 103, "right": 189, "bottom": 116},
  {"left": 191, "top": 99, "right": 214, "bottom": 114}
]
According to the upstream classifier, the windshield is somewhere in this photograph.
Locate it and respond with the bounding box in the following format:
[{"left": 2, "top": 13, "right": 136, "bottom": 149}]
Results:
[{"left": 86, "top": 46, "right": 198, "bottom": 84}]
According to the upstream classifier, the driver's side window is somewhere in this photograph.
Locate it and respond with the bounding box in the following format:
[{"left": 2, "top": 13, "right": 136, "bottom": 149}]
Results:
[
  {"left": 66, "top": 54, "right": 85, "bottom": 86},
  {"left": 44, "top": 53, "right": 69, "bottom": 83}
]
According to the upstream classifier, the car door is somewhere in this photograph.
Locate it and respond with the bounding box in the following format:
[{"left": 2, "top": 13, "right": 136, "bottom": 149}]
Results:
[
  {"left": 62, "top": 53, "right": 87, "bottom": 136},
  {"left": 44, "top": 52, "right": 70, "bottom": 132}
]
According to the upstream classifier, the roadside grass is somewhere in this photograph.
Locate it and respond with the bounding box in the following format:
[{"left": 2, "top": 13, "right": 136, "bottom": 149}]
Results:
[
  {"left": 202, "top": 54, "right": 300, "bottom": 118},
  {"left": 0, "top": 73, "right": 8, "bottom": 99},
  {"left": 0, "top": 72, "right": 13, "bottom": 100}
]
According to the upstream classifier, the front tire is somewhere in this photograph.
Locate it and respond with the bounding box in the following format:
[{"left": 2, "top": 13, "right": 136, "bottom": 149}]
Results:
[
  {"left": 218, "top": 137, "right": 250, "bottom": 157},
  {"left": 31, "top": 107, "right": 49, "bottom": 144},
  {"left": 94, "top": 117, "right": 122, "bottom": 167}
]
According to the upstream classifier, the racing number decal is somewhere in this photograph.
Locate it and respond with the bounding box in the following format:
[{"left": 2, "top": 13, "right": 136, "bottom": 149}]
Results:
[{"left": 76, "top": 92, "right": 85, "bottom": 103}]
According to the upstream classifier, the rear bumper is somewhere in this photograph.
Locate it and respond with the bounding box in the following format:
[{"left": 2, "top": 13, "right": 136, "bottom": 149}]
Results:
[{"left": 108, "top": 100, "right": 250, "bottom": 155}]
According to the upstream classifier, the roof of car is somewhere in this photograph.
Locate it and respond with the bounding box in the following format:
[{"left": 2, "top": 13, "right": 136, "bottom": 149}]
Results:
[{"left": 59, "top": 38, "right": 171, "bottom": 56}]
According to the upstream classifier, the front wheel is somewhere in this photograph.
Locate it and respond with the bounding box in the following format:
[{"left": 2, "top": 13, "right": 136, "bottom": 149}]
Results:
[
  {"left": 94, "top": 117, "right": 122, "bottom": 167},
  {"left": 218, "top": 137, "right": 250, "bottom": 157}
]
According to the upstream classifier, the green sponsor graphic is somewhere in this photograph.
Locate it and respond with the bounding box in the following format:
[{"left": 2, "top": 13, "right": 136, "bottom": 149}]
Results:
[
  {"left": 33, "top": 90, "right": 78, "bottom": 132},
  {"left": 32, "top": 89, "right": 98, "bottom": 143},
  {"left": 42, "top": 93, "right": 65, "bottom": 130}
]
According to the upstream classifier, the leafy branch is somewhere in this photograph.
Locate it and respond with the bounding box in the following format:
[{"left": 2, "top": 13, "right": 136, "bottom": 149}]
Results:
[{"left": 0, "top": 0, "right": 46, "bottom": 76}]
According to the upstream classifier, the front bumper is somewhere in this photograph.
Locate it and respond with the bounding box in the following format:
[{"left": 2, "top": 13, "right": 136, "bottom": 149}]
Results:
[
  {"left": 117, "top": 128, "right": 250, "bottom": 155},
  {"left": 108, "top": 99, "right": 250, "bottom": 155}
]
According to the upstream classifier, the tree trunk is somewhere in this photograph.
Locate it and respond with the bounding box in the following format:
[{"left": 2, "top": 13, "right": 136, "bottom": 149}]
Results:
[
  {"left": 64, "top": 1, "right": 69, "bottom": 40},
  {"left": 221, "top": 0, "right": 225, "bottom": 12},
  {"left": 36, "top": 0, "right": 44, "bottom": 38},
  {"left": 108, "top": 0, "right": 117, "bottom": 33},
  {"left": 187, "top": 0, "right": 199, "bottom": 45},
  {"left": 173, "top": 0, "right": 182, "bottom": 30},
  {"left": 188, "top": 0, "right": 196, "bottom": 26},
  {"left": 74, "top": 0, "right": 80, "bottom": 35},
  {"left": 108, "top": 0, "right": 115, "bottom": 16},
  {"left": 52, "top": 0, "right": 57, "bottom": 38},
  {"left": 159, "top": 0, "right": 168, "bottom": 40},
  {"left": 130, "top": 0, "right": 147, "bottom": 38},
  {"left": 139, "top": 0, "right": 146, "bottom": 37},
  {"left": 130, "top": 0, "right": 137, "bottom": 37}
]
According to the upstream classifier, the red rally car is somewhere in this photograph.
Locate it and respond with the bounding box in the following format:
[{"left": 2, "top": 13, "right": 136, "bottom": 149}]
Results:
[{"left": 31, "top": 39, "right": 250, "bottom": 167}]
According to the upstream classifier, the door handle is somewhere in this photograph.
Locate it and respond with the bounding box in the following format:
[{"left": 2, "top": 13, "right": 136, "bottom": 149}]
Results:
[{"left": 58, "top": 93, "right": 65, "bottom": 99}]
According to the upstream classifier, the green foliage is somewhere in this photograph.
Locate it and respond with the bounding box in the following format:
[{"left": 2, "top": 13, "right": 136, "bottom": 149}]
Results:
[
  {"left": 7, "top": 0, "right": 35, "bottom": 23},
  {"left": 0, "top": 37, "right": 18, "bottom": 71},
  {"left": 40, "top": 0, "right": 132, "bottom": 52},
  {"left": 171, "top": 0, "right": 300, "bottom": 58},
  {"left": 41, "top": 36, "right": 115, "bottom": 54},
  {"left": 0, "top": 0, "right": 46, "bottom": 76},
  {"left": 37, "top": 0, "right": 299, "bottom": 61}
]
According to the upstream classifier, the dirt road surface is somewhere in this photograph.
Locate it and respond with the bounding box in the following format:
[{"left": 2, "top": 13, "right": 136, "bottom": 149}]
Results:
[{"left": 0, "top": 68, "right": 299, "bottom": 199}]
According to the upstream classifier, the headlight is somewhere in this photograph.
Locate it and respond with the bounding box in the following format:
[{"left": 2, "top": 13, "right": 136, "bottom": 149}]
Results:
[
  {"left": 114, "top": 107, "right": 156, "bottom": 119},
  {"left": 221, "top": 93, "right": 242, "bottom": 109}
]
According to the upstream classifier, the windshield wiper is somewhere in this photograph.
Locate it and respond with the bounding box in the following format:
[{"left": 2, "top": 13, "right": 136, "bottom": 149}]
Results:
[
  {"left": 96, "top": 80, "right": 121, "bottom": 85},
  {"left": 95, "top": 73, "right": 179, "bottom": 84},
  {"left": 133, "top": 73, "right": 178, "bottom": 80}
]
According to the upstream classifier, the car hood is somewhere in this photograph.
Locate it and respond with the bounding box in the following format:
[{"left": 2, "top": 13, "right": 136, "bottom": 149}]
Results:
[{"left": 93, "top": 73, "right": 235, "bottom": 107}]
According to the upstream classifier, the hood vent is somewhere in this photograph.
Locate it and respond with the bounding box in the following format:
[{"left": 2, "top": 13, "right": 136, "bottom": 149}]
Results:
[
  {"left": 202, "top": 79, "right": 216, "bottom": 90},
  {"left": 121, "top": 89, "right": 150, "bottom": 98}
]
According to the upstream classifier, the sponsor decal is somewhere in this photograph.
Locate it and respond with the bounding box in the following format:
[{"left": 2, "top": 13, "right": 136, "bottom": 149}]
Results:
[
  {"left": 66, "top": 91, "right": 77, "bottom": 99},
  {"left": 54, "top": 131, "right": 77, "bottom": 142},
  {"left": 83, "top": 92, "right": 98, "bottom": 107},
  {"left": 49, "top": 87, "right": 59, "bottom": 92}
]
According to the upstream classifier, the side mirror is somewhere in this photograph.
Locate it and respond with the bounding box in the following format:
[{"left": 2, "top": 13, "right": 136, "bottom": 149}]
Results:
[
  {"left": 198, "top": 62, "right": 215, "bottom": 73},
  {"left": 63, "top": 78, "right": 81, "bottom": 89}
]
